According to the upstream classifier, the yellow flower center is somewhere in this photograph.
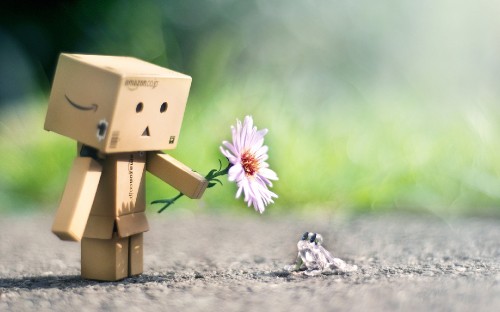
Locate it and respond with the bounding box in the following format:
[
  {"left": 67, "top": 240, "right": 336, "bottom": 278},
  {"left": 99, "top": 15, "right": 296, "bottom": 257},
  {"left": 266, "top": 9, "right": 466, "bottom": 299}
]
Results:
[{"left": 241, "top": 151, "right": 259, "bottom": 177}]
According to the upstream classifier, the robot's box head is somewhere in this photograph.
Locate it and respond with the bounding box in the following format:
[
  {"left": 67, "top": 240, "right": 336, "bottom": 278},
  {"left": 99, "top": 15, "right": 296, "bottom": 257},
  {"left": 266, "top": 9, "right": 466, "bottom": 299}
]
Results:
[{"left": 45, "top": 53, "right": 192, "bottom": 153}]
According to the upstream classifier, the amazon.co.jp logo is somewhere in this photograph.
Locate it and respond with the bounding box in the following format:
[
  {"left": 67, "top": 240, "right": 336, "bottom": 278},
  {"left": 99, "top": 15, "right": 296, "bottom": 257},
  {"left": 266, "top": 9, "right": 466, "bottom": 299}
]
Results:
[
  {"left": 65, "top": 95, "right": 98, "bottom": 112},
  {"left": 125, "top": 79, "right": 158, "bottom": 91}
]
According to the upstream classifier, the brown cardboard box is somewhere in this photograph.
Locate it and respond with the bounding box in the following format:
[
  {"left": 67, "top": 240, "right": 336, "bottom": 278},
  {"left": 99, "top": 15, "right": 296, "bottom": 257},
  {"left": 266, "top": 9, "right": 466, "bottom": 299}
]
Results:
[
  {"left": 83, "top": 152, "right": 149, "bottom": 239},
  {"left": 81, "top": 233, "right": 129, "bottom": 281},
  {"left": 81, "top": 233, "right": 143, "bottom": 280},
  {"left": 52, "top": 157, "right": 102, "bottom": 241},
  {"left": 147, "top": 152, "right": 208, "bottom": 199},
  {"left": 45, "top": 54, "right": 192, "bottom": 153},
  {"left": 129, "top": 233, "right": 143, "bottom": 276},
  {"left": 46, "top": 54, "right": 207, "bottom": 281}
]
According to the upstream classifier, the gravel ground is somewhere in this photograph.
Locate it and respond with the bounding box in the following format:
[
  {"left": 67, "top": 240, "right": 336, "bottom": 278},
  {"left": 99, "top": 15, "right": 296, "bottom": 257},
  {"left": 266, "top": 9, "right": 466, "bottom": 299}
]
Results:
[{"left": 0, "top": 212, "right": 499, "bottom": 311}]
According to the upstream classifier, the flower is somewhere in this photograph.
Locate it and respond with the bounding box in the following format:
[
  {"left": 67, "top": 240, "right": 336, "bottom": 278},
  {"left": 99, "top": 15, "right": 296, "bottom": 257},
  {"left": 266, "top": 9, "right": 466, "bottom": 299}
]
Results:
[
  {"left": 152, "top": 115, "right": 279, "bottom": 214},
  {"left": 220, "top": 116, "right": 278, "bottom": 213}
]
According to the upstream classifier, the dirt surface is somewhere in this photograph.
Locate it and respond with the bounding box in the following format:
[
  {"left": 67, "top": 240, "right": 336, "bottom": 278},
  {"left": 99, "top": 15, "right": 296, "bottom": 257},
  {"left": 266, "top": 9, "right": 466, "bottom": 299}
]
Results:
[{"left": 0, "top": 212, "right": 499, "bottom": 311}]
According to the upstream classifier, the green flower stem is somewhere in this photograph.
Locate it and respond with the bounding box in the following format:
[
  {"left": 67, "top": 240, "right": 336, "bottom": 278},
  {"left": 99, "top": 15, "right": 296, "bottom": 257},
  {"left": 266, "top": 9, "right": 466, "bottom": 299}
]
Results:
[
  {"left": 152, "top": 193, "right": 184, "bottom": 213},
  {"left": 152, "top": 160, "right": 232, "bottom": 213}
]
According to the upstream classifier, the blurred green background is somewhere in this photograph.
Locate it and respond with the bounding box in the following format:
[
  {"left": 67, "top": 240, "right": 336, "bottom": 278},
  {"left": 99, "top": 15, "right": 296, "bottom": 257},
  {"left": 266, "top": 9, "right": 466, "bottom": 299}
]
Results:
[{"left": 1, "top": 0, "right": 500, "bottom": 216}]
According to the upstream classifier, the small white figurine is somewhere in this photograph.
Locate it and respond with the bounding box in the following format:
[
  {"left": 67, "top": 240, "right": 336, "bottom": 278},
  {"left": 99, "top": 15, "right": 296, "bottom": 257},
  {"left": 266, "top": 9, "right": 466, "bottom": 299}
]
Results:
[{"left": 285, "top": 232, "right": 357, "bottom": 276}]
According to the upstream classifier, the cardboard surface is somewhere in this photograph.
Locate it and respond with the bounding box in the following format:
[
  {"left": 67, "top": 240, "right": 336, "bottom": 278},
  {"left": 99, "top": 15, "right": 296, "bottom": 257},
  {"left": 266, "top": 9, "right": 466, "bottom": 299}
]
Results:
[
  {"left": 81, "top": 233, "right": 129, "bottom": 281},
  {"left": 46, "top": 54, "right": 206, "bottom": 281},
  {"left": 116, "top": 212, "right": 149, "bottom": 238},
  {"left": 129, "top": 233, "right": 143, "bottom": 276},
  {"left": 84, "top": 152, "right": 148, "bottom": 239},
  {"left": 82, "top": 215, "right": 115, "bottom": 239},
  {"left": 147, "top": 152, "right": 208, "bottom": 199},
  {"left": 51, "top": 157, "right": 102, "bottom": 241},
  {"left": 45, "top": 53, "right": 192, "bottom": 153}
]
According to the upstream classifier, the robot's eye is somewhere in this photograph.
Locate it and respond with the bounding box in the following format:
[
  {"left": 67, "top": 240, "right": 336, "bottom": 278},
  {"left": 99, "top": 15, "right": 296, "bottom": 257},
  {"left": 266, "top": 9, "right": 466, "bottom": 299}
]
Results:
[
  {"left": 160, "top": 102, "right": 168, "bottom": 113},
  {"left": 136, "top": 102, "right": 144, "bottom": 113},
  {"left": 301, "top": 232, "right": 309, "bottom": 240}
]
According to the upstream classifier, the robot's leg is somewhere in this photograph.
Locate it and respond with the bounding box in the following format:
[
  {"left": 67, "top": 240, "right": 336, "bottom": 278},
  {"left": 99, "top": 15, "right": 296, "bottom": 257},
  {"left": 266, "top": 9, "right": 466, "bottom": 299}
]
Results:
[
  {"left": 128, "top": 233, "right": 143, "bottom": 276},
  {"left": 81, "top": 233, "right": 129, "bottom": 281}
]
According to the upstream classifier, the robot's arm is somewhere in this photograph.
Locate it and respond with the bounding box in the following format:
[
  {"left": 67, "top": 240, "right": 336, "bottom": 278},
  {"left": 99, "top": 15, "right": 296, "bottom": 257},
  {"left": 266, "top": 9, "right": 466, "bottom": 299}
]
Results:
[
  {"left": 51, "top": 157, "right": 102, "bottom": 241},
  {"left": 146, "top": 151, "right": 208, "bottom": 199}
]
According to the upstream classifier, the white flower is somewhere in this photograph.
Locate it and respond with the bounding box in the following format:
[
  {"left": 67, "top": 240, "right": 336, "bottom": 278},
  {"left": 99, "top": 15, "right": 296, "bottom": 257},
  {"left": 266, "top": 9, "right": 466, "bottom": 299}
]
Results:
[{"left": 220, "top": 116, "right": 278, "bottom": 213}]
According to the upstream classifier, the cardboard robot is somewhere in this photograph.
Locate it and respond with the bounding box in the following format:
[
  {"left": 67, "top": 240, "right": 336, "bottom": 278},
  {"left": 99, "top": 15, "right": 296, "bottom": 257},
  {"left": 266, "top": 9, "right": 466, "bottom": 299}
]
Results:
[{"left": 45, "top": 53, "right": 208, "bottom": 281}]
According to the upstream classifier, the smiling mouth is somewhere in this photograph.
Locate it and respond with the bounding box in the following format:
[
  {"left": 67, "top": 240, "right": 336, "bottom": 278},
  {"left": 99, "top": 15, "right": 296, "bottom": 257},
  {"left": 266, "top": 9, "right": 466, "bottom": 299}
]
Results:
[
  {"left": 65, "top": 94, "right": 98, "bottom": 111},
  {"left": 142, "top": 127, "right": 150, "bottom": 137}
]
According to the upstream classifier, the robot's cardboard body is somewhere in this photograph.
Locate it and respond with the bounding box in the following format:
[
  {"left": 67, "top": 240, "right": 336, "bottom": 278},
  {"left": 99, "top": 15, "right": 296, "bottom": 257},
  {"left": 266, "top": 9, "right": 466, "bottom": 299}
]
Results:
[{"left": 45, "top": 54, "right": 207, "bottom": 281}]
